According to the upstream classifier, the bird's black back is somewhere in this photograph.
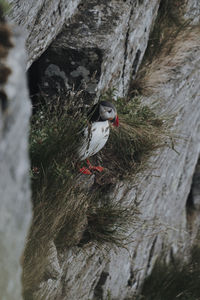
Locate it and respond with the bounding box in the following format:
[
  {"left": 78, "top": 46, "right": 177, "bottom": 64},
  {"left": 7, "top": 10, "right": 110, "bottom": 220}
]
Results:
[{"left": 87, "top": 103, "right": 101, "bottom": 122}]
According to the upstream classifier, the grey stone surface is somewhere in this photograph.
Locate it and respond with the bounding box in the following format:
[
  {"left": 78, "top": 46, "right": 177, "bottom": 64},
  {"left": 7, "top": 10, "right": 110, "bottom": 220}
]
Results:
[
  {"left": 7, "top": 0, "right": 81, "bottom": 68},
  {"left": 30, "top": 10, "right": 200, "bottom": 300},
  {"left": 31, "top": 0, "right": 160, "bottom": 99},
  {"left": 5, "top": 0, "right": 200, "bottom": 299},
  {"left": 0, "top": 24, "right": 32, "bottom": 300},
  {"left": 183, "top": 0, "right": 200, "bottom": 24}
]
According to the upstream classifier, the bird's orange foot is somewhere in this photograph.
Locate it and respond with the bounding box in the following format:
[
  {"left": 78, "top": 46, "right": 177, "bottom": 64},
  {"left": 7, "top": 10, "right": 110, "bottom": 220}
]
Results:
[
  {"left": 90, "top": 166, "right": 104, "bottom": 172},
  {"left": 79, "top": 167, "right": 92, "bottom": 175},
  {"left": 86, "top": 159, "right": 103, "bottom": 172}
]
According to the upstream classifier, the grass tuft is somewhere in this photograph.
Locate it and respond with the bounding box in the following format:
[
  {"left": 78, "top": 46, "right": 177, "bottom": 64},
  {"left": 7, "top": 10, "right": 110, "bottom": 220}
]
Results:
[
  {"left": 79, "top": 188, "right": 140, "bottom": 247},
  {"left": 24, "top": 92, "right": 89, "bottom": 292},
  {"left": 137, "top": 246, "right": 200, "bottom": 300},
  {"left": 130, "top": 0, "right": 199, "bottom": 97},
  {"left": 30, "top": 95, "right": 85, "bottom": 202},
  {"left": 0, "top": 0, "right": 11, "bottom": 19},
  {"left": 100, "top": 92, "right": 167, "bottom": 178}
]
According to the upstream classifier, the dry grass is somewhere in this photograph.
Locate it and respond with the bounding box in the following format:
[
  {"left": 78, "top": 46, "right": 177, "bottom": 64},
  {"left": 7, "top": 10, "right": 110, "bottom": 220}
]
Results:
[
  {"left": 130, "top": 0, "right": 200, "bottom": 96},
  {"left": 79, "top": 187, "right": 140, "bottom": 247},
  {"left": 99, "top": 95, "right": 167, "bottom": 180},
  {"left": 133, "top": 28, "right": 200, "bottom": 96},
  {"left": 23, "top": 92, "right": 90, "bottom": 293},
  {"left": 137, "top": 245, "right": 200, "bottom": 300}
]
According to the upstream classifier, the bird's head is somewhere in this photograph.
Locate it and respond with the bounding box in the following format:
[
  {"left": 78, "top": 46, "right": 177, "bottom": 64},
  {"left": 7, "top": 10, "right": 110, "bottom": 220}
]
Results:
[{"left": 99, "top": 101, "right": 119, "bottom": 127}]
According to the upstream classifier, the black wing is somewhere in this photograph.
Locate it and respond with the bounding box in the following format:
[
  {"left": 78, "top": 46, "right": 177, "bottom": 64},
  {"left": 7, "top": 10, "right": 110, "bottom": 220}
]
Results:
[{"left": 87, "top": 103, "right": 100, "bottom": 122}]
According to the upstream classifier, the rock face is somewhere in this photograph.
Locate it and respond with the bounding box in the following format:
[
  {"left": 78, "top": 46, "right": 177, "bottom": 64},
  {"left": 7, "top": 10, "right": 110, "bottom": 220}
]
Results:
[
  {"left": 9, "top": 0, "right": 160, "bottom": 98},
  {"left": 7, "top": 0, "right": 82, "bottom": 69},
  {"left": 30, "top": 24, "right": 200, "bottom": 300},
  {"left": 38, "top": 0, "right": 160, "bottom": 99},
  {"left": 0, "top": 15, "right": 32, "bottom": 300},
  {"left": 183, "top": 0, "right": 200, "bottom": 24},
  {"left": 6, "top": 0, "right": 200, "bottom": 299}
]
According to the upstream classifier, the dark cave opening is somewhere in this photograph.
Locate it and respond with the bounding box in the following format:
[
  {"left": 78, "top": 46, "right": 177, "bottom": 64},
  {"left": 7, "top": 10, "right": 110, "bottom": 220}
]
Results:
[
  {"left": 27, "top": 45, "right": 103, "bottom": 111},
  {"left": 186, "top": 158, "right": 200, "bottom": 230}
]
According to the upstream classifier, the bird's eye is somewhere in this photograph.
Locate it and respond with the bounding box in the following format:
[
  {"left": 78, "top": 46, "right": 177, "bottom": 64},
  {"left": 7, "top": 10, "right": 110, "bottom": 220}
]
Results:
[{"left": 108, "top": 109, "right": 112, "bottom": 113}]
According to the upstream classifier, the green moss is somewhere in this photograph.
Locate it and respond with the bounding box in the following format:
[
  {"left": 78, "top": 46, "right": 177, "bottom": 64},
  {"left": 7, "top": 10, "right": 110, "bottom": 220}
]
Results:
[{"left": 0, "top": 0, "right": 11, "bottom": 18}]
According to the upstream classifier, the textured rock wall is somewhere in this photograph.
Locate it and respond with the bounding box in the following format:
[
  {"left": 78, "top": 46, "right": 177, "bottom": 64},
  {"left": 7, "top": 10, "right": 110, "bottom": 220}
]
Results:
[
  {"left": 7, "top": 0, "right": 81, "bottom": 68},
  {"left": 8, "top": 0, "right": 160, "bottom": 99},
  {"left": 30, "top": 2, "right": 200, "bottom": 300},
  {"left": 47, "top": 0, "right": 160, "bottom": 98},
  {"left": 30, "top": 24, "right": 200, "bottom": 299},
  {"left": 0, "top": 14, "right": 32, "bottom": 300},
  {"left": 6, "top": 0, "right": 200, "bottom": 299},
  {"left": 183, "top": 0, "right": 200, "bottom": 24}
]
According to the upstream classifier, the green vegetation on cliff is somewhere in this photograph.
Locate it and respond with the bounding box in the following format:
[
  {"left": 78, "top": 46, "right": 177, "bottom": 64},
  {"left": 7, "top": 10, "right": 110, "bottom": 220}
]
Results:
[{"left": 23, "top": 89, "right": 169, "bottom": 293}]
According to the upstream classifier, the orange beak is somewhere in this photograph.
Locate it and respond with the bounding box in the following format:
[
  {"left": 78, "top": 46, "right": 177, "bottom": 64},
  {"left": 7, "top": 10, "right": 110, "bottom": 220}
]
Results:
[{"left": 113, "top": 115, "right": 119, "bottom": 127}]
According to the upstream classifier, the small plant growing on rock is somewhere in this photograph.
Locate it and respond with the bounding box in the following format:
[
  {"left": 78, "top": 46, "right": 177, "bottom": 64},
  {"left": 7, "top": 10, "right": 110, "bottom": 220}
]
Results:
[
  {"left": 0, "top": 0, "right": 11, "bottom": 17},
  {"left": 79, "top": 189, "right": 140, "bottom": 247}
]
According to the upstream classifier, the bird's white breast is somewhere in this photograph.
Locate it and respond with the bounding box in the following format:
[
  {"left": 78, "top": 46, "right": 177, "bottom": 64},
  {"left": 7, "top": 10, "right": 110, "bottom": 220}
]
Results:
[{"left": 79, "top": 121, "right": 110, "bottom": 161}]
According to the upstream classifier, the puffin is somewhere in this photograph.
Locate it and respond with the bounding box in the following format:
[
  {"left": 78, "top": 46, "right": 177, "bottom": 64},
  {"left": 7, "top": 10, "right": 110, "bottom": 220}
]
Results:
[{"left": 78, "top": 101, "right": 119, "bottom": 175}]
